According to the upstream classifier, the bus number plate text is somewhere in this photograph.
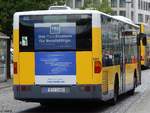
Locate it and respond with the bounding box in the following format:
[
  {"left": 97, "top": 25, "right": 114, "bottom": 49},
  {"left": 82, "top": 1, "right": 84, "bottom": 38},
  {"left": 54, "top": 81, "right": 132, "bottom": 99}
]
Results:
[{"left": 42, "top": 87, "right": 70, "bottom": 93}]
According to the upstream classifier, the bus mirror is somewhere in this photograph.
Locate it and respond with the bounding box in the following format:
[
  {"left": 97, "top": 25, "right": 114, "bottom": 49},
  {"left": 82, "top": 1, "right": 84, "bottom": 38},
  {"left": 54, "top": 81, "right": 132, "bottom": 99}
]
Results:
[
  {"left": 137, "top": 34, "right": 140, "bottom": 46},
  {"left": 141, "top": 33, "right": 147, "bottom": 46}
]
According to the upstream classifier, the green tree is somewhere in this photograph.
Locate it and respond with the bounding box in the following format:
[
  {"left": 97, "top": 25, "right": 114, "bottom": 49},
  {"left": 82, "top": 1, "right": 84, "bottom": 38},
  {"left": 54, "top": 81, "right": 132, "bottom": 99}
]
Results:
[
  {"left": 0, "top": 0, "right": 65, "bottom": 36},
  {"left": 99, "top": 0, "right": 112, "bottom": 14},
  {"left": 82, "top": 0, "right": 112, "bottom": 14}
]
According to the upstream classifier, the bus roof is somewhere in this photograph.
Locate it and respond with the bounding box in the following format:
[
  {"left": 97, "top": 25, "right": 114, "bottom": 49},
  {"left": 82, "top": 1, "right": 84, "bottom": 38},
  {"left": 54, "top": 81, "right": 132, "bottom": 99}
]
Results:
[
  {"left": 14, "top": 9, "right": 101, "bottom": 16},
  {"left": 112, "top": 16, "right": 139, "bottom": 28},
  {"left": 14, "top": 9, "right": 139, "bottom": 28}
]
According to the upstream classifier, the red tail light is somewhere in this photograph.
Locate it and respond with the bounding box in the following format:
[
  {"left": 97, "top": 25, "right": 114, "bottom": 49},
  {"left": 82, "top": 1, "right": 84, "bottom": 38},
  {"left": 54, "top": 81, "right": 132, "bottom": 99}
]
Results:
[
  {"left": 94, "top": 61, "right": 102, "bottom": 73},
  {"left": 141, "top": 56, "right": 144, "bottom": 61},
  {"left": 131, "top": 56, "right": 136, "bottom": 63},
  {"left": 14, "top": 62, "right": 17, "bottom": 74}
]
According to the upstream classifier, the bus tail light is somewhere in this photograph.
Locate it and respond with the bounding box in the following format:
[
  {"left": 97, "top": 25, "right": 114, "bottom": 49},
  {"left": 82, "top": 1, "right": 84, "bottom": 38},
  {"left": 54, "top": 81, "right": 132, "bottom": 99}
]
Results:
[
  {"left": 94, "top": 61, "right": 102, "bottom": 73},
  {"left": 14, "top": 62, "right": 17, "bottom": 74},
  {"left": 141, "top": 56, "right": 144, "bottom": 61}
]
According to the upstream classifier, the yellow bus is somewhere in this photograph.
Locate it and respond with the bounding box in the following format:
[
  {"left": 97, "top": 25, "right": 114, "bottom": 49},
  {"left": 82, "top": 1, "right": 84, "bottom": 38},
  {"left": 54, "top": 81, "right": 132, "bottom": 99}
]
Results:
[
  {"left": 140, "top": 23, "right": 150, "bottom": 68},
  {"left": 13, "top": 9, "right": 141, "bottom": 105}
]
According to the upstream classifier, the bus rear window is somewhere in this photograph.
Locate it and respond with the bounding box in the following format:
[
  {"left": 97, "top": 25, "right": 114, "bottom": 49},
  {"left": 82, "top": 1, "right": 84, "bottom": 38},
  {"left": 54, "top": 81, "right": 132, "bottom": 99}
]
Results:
[{"left": 19, "top": 14, "right": 92, "bottom": 51}]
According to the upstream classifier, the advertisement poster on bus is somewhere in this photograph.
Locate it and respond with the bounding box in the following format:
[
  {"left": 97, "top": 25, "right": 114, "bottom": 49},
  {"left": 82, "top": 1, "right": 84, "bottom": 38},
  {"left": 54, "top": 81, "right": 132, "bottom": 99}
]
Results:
[
  {"left": 35, "top": 52, "right": 76, "bottom": 85},
  {"left": 34, "top": 23, "right": 76, "bottom": 85},
  {"left": 34, "top": 23, "right": 76, "bottom": 50}
]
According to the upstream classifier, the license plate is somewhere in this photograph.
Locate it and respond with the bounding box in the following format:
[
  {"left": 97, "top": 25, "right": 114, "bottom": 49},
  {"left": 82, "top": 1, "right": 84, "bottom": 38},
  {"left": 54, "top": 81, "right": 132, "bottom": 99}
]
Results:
[{"left": 42, "top": 87, "right": 70, "bottom": 93}]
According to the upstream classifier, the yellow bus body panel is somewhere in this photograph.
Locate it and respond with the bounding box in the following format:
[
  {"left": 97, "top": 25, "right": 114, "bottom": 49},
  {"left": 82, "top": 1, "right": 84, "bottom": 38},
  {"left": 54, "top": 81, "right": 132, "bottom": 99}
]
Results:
[
  {"left": 140, "top": 24, "right": 144, "bottom": 33},
  {"left": 76, "top": 27, "right": 102, "bottom": 85},
  {"left": 92, "top": 27, "right": 102, "bottom": 84},
  {"left": 92, "top": 28, "right": 101, "bottom": 57},
  {"left": 141, "top": 41, "right": 145, "bottom": 65},
  {"left": 76, "top": 52, "right": 93, "bottom": 84},
  {"left": 13, "top": 29, "right": 20, "bottom": 85},
  {"left": 141, "top": 41, "right": 146, "bottom": 65},
  {"left": 19, "top": 52, "right": 35, "bottom": 85},
  {"left": 102, "top": 65, "right": 120, "bottom": 92},
  {"left": 125, "top": 63, "right": 137, "bottom": 84},
  {"left": 140, "top": 24, "right": 145, "bottom": 65}
]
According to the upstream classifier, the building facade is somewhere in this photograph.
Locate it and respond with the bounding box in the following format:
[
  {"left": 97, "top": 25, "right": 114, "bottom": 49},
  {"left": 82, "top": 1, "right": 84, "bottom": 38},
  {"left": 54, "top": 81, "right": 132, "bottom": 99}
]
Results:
[
  {"left": 66, "top": 0, "right": 150, "bottom": 24},
  {"left": 111, "top": 0, "right": 150, "bottom": 24},
  {"left": 0, "top": 32, "right": 10, "bottom": 82}
]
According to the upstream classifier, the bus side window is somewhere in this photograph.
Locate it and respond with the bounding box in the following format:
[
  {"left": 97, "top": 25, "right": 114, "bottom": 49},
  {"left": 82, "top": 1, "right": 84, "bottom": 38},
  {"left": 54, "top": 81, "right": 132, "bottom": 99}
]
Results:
[
  {"left": 101, "top": 15, "right": 120, "bottom": 67},
  {"left": 114, "top": 53, "right": 121, "bottom": 65}
]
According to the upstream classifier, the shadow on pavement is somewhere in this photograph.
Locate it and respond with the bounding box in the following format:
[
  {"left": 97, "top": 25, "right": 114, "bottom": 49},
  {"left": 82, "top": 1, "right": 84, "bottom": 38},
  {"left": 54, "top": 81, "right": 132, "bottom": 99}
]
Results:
[
  {"left": 18, "top": 100, "right": 110, "bottom": 113},
  {"left": 18, "top": 91, "right": 140, "bottom": 113}
]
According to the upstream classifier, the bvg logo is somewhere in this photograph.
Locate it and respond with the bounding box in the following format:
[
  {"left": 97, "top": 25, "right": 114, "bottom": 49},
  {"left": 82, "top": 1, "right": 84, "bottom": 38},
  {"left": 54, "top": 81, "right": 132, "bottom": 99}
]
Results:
[{"left": 50, "top": 24, "right": 60, "bottom": 34}]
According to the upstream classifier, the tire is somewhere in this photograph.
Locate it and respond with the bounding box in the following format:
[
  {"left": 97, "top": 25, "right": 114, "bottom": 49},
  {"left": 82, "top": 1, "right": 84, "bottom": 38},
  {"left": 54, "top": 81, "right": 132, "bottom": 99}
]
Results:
[
  {"left": 128, "top": 76, "right": 137, "bottom": 95},
  {"left": 110, "top": 78, "right": 119, "bottom": 105}
]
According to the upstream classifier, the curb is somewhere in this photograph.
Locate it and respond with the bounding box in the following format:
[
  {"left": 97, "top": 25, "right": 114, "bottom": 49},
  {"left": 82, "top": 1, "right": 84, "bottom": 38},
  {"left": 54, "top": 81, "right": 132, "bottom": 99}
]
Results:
[
  {"left": 0, "top": 85, "right": 12, "bottom": 89},
  {"left": 0, "top": 80, "right": 12, "bottom": 89}
]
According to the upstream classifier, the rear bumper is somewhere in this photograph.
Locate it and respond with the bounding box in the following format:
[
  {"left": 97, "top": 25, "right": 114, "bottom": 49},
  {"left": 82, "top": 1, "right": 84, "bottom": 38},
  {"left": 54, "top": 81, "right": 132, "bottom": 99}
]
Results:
[{"left": 13, "top": 85, "right": 102, "bottom": 102}]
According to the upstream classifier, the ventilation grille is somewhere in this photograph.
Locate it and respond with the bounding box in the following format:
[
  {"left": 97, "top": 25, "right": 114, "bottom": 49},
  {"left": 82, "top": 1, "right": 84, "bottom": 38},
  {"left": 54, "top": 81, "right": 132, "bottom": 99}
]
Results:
[{"left": 102, "top": 71, "right": 108, "bottom": 94}]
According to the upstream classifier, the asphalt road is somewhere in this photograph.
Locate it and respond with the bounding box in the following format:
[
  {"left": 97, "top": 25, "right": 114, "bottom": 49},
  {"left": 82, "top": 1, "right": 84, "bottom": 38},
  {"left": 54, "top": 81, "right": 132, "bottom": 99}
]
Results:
[{"left": 0, "top": 69, "right": 150, "bottom": 113}]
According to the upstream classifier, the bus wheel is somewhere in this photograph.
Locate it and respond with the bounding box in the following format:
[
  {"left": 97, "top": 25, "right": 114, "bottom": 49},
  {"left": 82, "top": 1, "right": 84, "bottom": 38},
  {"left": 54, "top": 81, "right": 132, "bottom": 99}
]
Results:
[
  {"left": 128, "top": 74, "right": 137, "bottom": 95},
  {"left": 110, "top": 77, "right": 119, "bottom": 105}
]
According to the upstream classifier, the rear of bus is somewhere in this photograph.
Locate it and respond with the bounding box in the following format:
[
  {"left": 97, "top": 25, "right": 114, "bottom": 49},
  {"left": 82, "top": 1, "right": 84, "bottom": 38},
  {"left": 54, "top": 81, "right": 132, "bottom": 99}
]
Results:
[
  {"left": 140, "top": 24, "right": 150, "bottom": 67},
  {"left": 13, "top": 11, "right": 102, "bottom": 102},
  {"left": 144, "top": 24, "right": 150, "bottom": 66},
  {"left": 140, "top": 24, "right": 146, "bottom": 66}
]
